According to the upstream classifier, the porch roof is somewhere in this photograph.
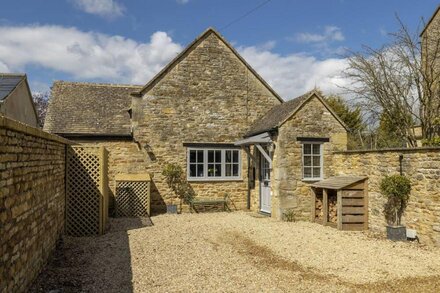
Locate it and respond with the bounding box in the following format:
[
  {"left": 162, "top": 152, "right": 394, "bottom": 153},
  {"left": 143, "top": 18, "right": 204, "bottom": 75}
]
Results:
[
  {"left": 311, "top": 176, "right": 367, "bottom": 190},
  {"left": 234, "top": 132, "right": 272, "bottom": 146}
]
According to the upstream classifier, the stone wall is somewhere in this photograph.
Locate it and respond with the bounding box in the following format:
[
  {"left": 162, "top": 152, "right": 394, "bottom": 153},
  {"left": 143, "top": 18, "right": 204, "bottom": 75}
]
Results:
[
  {"left": 131, "top": 30, "right": 281, "bottom": 212},
  {"left": 331, "top": 148, "right": 440, "bottom": 246},
  {"left": 271, "top": 95, "right": 347, "bottom": 220},
  {"left": 0, "top": 116, "right": 68, "bottom": 292}
]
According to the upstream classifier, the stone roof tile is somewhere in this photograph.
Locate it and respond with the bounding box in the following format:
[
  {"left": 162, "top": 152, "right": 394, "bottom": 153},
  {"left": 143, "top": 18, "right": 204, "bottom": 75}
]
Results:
[{"left": 43, "top": 81, "right": 142, "bottom": 136}]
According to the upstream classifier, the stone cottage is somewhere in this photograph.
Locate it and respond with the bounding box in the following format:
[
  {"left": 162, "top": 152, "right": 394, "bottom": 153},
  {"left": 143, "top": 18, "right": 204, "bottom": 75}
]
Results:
[{"left": 45, "top": 28, "right": 348, "bottom": 217}]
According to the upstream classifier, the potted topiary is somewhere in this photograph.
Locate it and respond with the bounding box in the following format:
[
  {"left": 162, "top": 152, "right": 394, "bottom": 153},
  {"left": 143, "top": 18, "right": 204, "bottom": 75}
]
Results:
[
  {"left": 162, "top": 163, "right": 194, "bottom": 213},
  {"left": 380, "top": 174, "right": 411, "bottom": 241}
]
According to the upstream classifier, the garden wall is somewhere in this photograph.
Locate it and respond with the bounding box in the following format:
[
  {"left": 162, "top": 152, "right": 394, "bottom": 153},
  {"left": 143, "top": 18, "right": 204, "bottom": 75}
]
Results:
[
  {"left": 331, "top": 148, "right": 440, "bottom": 246},
  {"left": 0, "top": 116, "right": 69, "bottom": 292}
]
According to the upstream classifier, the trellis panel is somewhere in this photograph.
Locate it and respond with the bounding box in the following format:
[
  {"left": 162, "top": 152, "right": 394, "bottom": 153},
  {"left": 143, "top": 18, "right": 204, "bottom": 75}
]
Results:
[
  {"left": 66, "top": 146, "right": 108, "bottom": 236},
  {"left": 115, "top": 173, "right": 151, "bottom": 217}
]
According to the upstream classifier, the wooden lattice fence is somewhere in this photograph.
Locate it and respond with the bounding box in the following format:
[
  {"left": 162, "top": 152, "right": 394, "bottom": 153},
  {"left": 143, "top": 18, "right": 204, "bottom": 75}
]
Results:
[
  {"left": 66, "top": 146, "right": 108, "bottom": 236},
  {"left": 115, "top": 173, "right": 151, "bottom": 217}
]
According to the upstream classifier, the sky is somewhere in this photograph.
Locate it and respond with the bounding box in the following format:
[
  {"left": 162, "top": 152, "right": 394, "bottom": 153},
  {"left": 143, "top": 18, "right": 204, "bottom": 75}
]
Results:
[{"left": 0, "top": 0, "right": 438, "bottom": 100}]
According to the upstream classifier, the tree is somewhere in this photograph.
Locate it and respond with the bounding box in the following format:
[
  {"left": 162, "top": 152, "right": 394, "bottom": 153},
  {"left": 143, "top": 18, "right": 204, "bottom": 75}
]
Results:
[
  {"left": 345, "top": 17, "right": 440, "bottom": 147},
  {"left": 325, "top": 95, "right": 366, "bottom": 149},
  {"left": 32, "top": 92, "right": 50, "bottom": 127}
]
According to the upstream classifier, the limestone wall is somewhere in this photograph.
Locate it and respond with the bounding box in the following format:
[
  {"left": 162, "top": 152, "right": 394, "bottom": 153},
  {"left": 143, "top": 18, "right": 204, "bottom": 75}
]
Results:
[
  {"left": 0, "top": 116, "right": 68, "bottom": 292},
  {"left": 332, "top": 148, "right": 440, "bottom": 246},
  {"left": 131, "top": 31, "right": 281, "bottom": 212},
  {"left": 271, "top": 95, "right": 347, "bottom": 220}
]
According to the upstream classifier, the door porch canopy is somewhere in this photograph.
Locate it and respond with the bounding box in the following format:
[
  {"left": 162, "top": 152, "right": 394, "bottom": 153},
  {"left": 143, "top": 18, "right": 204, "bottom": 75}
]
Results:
[{"left": 234, "top": 132, "right": 273, "bottom": 168}]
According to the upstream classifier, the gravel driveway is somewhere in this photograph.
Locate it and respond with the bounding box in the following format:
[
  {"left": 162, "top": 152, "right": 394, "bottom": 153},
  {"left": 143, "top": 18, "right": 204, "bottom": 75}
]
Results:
[{"left": 31, "top": 212, "right": 440, "bottom": 292}]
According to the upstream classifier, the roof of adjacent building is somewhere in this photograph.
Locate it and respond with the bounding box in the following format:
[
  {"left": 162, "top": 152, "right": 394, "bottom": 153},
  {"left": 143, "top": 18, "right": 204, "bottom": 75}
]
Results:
[
  {"left": 43, "top": 81, "right": 142, "bottom": 136},
  {"left": 311, "top": 176, "right": 368, "bottom": 190},
  {"left": 0, "top": 74, "right": 26, "bottom": 101},
  {"left": 245, "top": 90, "right": 348, "bottom": 137}
]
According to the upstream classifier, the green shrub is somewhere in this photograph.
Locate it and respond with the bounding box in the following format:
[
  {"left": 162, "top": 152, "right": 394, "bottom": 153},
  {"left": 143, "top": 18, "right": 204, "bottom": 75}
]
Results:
[
  {"left": 380, "top": 175, "right": 411, "bottom": 226},
  {"left": 162, "top": 163, "right": 194, "bottom": 204},
  {"left": 282, "top": 209, "right": 296, "bottom": 222}
]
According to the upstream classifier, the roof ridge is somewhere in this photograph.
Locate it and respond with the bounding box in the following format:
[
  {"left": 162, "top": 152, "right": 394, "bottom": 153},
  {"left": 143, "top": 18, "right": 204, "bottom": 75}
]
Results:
[
  {"left": 0, "top": 73, "right": 26, "bottom": 78},
  {"left": 133, "top": 27, "right": 284, "bottom": 102},
  {"left": 53, "top": 80, "right": 143, "bottom": 88}
]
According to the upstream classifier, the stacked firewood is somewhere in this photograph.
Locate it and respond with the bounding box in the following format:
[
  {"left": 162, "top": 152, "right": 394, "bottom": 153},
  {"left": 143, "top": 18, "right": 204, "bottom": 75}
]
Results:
[{"left": 315, "top": 197, "right": 338, "bottom": 223}]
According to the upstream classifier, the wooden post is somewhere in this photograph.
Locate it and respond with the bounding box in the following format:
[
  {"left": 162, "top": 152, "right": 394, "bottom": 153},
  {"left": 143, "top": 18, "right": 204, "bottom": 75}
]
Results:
[
  {"left": 337, "top": 190, "right": 343, "bottom": 230},
  {"left": 311, "top": 187, "right": 316, "bottom": 222},
  {"left": 323, "top": 189, "right": 328, "bottom": 225},
  {"left": 363, "top": 179, "right": 369, "bottom": 230}
]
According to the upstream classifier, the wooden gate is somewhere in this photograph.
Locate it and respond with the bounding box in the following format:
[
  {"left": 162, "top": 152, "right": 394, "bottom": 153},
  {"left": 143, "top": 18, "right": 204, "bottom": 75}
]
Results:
[{"left": 66, "top": 146, "right": 108, "bottom": 236}]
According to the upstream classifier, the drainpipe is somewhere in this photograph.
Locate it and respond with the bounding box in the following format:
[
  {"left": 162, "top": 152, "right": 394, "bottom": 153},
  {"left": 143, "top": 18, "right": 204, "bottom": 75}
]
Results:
[
  {"left": 247, "top": 147, "right": 251, "bottom": 210},
  {"left": 399, "top": 154, "right": 404, "bottom": 175}
]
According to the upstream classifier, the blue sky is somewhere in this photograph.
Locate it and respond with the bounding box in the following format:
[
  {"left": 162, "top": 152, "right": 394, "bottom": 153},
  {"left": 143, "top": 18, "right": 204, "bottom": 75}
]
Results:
[{"left": 0, "top": 0, "right": 438, "bottom": 99}]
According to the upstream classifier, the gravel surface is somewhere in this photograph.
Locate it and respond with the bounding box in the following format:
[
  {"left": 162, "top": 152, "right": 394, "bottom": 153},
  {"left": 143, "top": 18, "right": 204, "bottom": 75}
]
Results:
[{"left": 30, "top": 212, "right": 440, "bottom": 292}]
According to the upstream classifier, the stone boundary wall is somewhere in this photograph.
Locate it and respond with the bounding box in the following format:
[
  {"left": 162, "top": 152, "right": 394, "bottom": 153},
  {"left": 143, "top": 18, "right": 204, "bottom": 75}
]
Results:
[
  {"left": 331, "top": 147, "right": 440, "bottom": 246},
  {"left": 0, "top": 116, "right": 70, "bottom": 292}
]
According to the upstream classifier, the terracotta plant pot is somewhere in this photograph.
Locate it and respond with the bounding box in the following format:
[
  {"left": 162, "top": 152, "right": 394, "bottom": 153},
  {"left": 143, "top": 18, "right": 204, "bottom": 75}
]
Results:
[{"left": 386, "top": 225, "right": 407, "bottom": 241}]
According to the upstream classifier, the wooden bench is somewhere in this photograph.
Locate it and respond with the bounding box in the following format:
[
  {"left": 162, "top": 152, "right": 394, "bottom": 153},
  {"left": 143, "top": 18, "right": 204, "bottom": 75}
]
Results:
[{"left": 189, "top": 194, "right": 230, "bottom": 213}]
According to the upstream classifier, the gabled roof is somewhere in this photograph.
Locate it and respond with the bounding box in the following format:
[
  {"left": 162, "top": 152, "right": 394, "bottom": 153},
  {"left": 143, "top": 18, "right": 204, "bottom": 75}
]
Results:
[
  {"left": 420, "top": 5, "right": 440, "bottom": 37},
  {"left": 311, "top": 176, "right": 367, "bottom": 190},
  {"left": 0, "top": 73, "right": 39, "bottom": 125},
  {"left": 43, "top": 81, "right": 142, "bottom": 136},
  {"left": 132, "top": 27, "right": 284, "bottom": 103},
  {"left": 245, "top": 90, "right": 348, "bottom": 137},
  {"left": 0, "top": 73, "right": 26, "bottom": 101}
]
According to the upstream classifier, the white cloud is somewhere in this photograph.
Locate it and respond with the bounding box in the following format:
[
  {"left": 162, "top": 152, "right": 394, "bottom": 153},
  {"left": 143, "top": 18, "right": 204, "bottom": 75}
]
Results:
[
  {"left": 0, "top": 60, "right": 9, "bottom": 72},
  {"left": 239, "top": 45, "right": 349, "bottom": 99},
  {"left": 295, "top": 26, "right": 345, "bottom": 43},
  {"left": 176, "top": 0, "right": 189, "bottom": 4},
  {"left": 0, "top": 25, "right": 182, "bottom": 85},
  {"left": 0, "top": 24, "right": 350, "bottom": 100},
  {"left": 72, "top": 0, "right": 125, "bottom": 18}
]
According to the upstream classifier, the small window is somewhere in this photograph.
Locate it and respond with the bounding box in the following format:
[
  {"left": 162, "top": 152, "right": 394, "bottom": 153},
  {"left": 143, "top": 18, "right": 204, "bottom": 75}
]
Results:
[
  {"left": 187, "top": 148, "right": 241, "bottom": 180},
  {"left": 302, "top": 143, "right": 323, "bottom": 180}
]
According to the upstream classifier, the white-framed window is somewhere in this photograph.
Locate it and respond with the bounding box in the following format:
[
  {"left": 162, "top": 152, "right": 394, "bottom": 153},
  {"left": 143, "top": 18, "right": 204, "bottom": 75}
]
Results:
[
  {"left": 302, "top": 143, "right": 323, "bottom": 180},
  {"left": 187, "top": 148, "right": 241, "bottom": 180}
]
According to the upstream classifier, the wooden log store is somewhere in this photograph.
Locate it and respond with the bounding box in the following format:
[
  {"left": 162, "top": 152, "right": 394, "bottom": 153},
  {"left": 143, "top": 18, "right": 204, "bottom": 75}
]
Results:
[{"left": 310, "top": 176, "right": 368, "bottom": 231}]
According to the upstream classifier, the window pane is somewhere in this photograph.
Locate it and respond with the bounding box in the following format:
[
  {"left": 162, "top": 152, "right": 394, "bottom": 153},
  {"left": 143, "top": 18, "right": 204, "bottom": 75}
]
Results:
[
  {"left": 225, "top": 150, "right": 232, "bottom": 163},
  {"left": 313, "top": 144, "right": 321, "bottom": 155},
  {"left": 304, "top": 156, "right": 312, "bottom": 167},
  {"left": 313, "top": 156, "right": 320, "bottom": 166},
  {"left": 208, "top": 164, "right": 215, "bottom": 176},
  {"left": 225, "top": 164, "right": 232, "bottom": 176},
  {"left": 215, "top": 150, "right": 221, "bottom": 162},
  {"left": 189, "top": 150, "right": 196, "bottom": 163},
  {"left": 233, "top": 164, "right": 239, "bottom": 176},
  {"left": 197, "top": 164, "right": 204, "bottom": 177},
  {"left": 214, "top": 164, "right": 221, "bottom": 176},
  {"left": 304, "top": 167, "right": 312, "bottom": 178},
  {"left": 313, "top": 167, "right": 321, "bottom": 178},
  {"left": 304, "top": 144, "right": 311, "bottom": 154},
  {"left": 189, "top": 164, "right": 196, "bottom": 177},
  {"left": 233, "top": 150, "right": 239, "bottom": 163},
  {"left": 197, "top": 150, "right": 204, "bottom": 162},
  {"left": 208, "top": 150, "right": 214, "bottom": 163}
]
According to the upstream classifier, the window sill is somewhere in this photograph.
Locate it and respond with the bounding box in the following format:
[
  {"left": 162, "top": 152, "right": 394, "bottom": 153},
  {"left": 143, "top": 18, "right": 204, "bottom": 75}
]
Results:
[
  {"left": 302, "top": 178, "right": 322, "bottom": 183},
  {"left": 187, "top": 178, "right": 243, "bottom": 183}
]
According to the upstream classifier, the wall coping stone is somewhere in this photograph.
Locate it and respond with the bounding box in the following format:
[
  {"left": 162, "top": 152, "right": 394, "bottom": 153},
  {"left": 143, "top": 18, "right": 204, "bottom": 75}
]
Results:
[
  {"left": 333, "top": 147, "right": 440, "bottom": 154},
  {"left": 0, "top": 115, "right": 73, "bottom": 145}
]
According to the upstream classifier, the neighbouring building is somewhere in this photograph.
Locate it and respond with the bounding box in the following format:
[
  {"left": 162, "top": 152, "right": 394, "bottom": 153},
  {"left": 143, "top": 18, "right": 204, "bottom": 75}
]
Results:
[{"left": 0, "top": 73, "right": 39, "bottom": 127}]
